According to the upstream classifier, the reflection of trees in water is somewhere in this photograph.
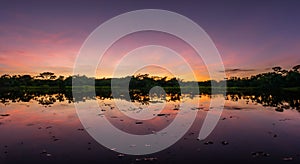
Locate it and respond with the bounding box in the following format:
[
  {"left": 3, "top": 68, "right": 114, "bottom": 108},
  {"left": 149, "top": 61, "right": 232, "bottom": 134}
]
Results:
[
  {"left": 33, "top": 93, "right": 66, "bottom": 106},
  {"left": 0, "top": 89, "right": 74, "bottom": 106},
  {"left": 0, "top": 89, "right": 299, "bottom": 111},
  {"left": 226, "top": 89, "right": 300, "bottom": 111},
  {"left": 0, "top": 88, "right": 182, "bottom": 106},
  {"left": 34, "top": 95, "right": 56, "bottom": 106},
  {"left": 0, "top": 89, "right": 35, "bottom": 105}
]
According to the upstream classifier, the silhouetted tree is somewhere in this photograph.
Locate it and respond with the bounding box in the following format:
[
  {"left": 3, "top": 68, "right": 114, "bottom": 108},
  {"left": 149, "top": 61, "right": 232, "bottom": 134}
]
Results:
[
  {"left": 37, "top": 72, "right": 56, "bottom": 80},
  {"left": 292, "top": 65, "right": 300, "bottom": 72}
]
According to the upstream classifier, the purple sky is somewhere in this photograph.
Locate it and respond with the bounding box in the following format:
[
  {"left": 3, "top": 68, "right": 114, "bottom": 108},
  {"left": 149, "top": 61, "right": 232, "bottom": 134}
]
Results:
[{"left": 0, "top": 0, "right": 299, "bottom": 80}]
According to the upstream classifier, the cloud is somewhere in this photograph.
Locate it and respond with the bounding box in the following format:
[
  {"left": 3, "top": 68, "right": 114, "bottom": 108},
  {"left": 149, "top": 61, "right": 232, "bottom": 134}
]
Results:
[
  {"left": 0, "top": 63, "right": 7, "bottom": 68},
  {"left": 220, "top": 68, "right": 256, "bottom": 73}
]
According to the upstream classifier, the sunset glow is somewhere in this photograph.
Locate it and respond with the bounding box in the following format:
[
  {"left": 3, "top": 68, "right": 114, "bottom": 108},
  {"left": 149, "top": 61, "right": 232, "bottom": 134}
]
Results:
[{"left": 0, "top": 1, "right": 299, "bottom": 80}]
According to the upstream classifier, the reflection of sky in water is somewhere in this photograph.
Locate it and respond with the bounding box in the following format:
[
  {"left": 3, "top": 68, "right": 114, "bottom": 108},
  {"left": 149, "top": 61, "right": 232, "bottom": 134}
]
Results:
[{"left": 0, "top": 95, "right": 300, "bottom": 163}]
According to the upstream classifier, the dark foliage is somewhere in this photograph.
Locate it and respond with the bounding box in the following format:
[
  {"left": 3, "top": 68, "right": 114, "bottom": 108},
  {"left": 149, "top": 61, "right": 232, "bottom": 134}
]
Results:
[
  {"left": 0, "top": 65, "right": 299, "bottom": 89},
  {"left": 225, "top": 65, "right": 300, "bottom": 89}
]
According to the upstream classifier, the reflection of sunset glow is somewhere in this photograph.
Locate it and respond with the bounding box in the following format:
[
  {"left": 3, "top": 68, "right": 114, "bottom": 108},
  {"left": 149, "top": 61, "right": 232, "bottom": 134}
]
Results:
[
  {"left": 1, "top": 92, "right": 300, "bottom": 162},
  {"left": 0, "top": 101, "right": 79, "bottom": 130}
]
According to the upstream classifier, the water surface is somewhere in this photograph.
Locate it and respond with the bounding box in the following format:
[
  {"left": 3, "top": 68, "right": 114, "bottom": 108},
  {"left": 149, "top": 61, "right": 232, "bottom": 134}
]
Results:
[{"left": 0, "top": 92, "right": 300, "bottom": 163}]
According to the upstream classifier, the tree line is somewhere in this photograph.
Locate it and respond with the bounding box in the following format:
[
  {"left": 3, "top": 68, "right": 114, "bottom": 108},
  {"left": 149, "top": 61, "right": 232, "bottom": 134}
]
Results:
[
  {"left": 225, "top": 65, "right": 300, "bottom": 89},
  {"left": 0, "top": 65, "right": 299, "bottom": 90},
  {"left": 0, "top": 72, "right": 181, "bottom": 89}
]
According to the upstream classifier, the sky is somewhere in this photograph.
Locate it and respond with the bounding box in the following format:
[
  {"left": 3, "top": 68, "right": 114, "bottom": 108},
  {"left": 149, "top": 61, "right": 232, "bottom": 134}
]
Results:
[{"left": 0, "top": 0, "right": 300, "bottom": 81}]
